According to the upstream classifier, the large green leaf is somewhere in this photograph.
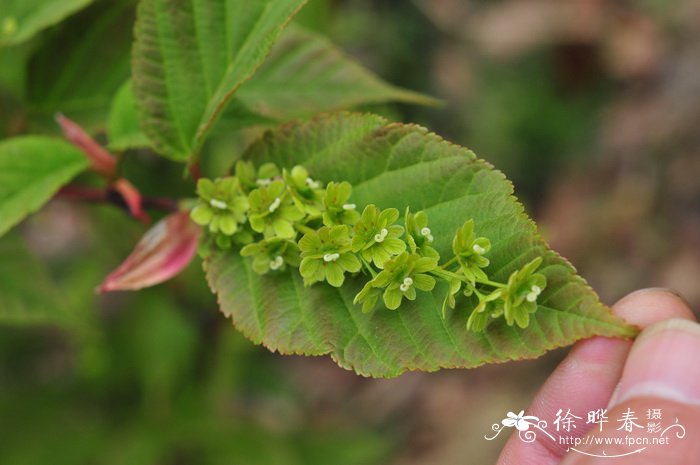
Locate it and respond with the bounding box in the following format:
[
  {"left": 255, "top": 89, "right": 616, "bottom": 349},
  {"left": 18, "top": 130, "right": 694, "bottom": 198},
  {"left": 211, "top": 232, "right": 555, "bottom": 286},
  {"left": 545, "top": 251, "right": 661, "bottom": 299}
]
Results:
[
  {"left": 0, "top": 136, "right": 88, "bottom": 238},
  {"left": 107, "top": 80, "right": 151, "bottom": 151},
  {"left": 0, "top": 232, "right": 65, "bottom": 324},
  {"left": 108, "top": 80, "right": 276, "bottom": 152},
  {"left": 236, "top": 26, "right": 439, "bottom": 119},
  {"left": 204, "top": 113, "right": 636, "bottom": 378},
  {"left": 0, "top": 0, "right": 92, "bottom": 47},
  {"left": 132, "top": 0, "right": 308, "bottom": 161}
]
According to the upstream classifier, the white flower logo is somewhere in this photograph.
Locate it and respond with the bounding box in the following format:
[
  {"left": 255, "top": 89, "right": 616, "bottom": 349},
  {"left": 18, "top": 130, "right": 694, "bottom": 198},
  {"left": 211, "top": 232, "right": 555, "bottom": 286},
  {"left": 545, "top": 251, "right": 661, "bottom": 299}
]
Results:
[
  {"left": 486, "top": 410, "right": 552, "bottom": 442},
  {"left": 502, "top": 410, "right": 540, "bottom": 431}
]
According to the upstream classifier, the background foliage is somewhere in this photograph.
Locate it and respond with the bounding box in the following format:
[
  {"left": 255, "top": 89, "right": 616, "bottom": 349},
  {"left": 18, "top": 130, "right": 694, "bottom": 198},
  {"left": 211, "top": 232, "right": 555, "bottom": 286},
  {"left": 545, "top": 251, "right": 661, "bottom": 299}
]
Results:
[{"left": 1, "top": 0, "right": 699, "bottom": 463}]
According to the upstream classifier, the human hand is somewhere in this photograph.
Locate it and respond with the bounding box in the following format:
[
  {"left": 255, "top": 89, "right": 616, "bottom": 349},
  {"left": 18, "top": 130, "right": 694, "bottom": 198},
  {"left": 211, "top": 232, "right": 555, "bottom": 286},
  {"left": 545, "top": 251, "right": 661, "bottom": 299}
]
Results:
[{"left": 496, "top": 288, "right": 700, "bottom": 464}]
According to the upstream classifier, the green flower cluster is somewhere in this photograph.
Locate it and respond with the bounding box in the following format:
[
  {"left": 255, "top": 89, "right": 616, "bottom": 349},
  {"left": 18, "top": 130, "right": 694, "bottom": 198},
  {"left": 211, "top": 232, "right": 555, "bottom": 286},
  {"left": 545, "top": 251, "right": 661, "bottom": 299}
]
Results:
[{"left": 191, "top": 162, "right": 547, "bottom": 332}]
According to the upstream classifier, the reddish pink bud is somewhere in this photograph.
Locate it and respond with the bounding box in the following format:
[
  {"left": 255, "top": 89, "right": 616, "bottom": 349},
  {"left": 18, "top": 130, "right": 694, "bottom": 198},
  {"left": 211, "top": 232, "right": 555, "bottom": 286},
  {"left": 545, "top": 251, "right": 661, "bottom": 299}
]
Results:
[
  {"left": 56, "top": 113, "right": 117, "bottom": 178},
  {"left": 98, "top": 211, "right": 201, "bottom": 292},
  {"left": 112, "top": 178, "right": 150, "bottom": 224}
]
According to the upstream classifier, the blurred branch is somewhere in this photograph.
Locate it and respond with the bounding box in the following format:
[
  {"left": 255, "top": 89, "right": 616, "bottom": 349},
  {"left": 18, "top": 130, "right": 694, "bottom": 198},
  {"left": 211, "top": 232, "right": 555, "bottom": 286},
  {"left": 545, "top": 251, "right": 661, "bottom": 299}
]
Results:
[{"left": 56, "top": 185, "right": 179, "bottom": 215}]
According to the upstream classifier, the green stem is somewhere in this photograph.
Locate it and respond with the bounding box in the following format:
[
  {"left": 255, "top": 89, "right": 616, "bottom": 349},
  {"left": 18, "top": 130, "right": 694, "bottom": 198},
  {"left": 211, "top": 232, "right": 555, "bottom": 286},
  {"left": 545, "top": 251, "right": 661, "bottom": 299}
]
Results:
[
  {"left": 302, "top": 213, "right": 322, "bottom": 223},
  {"left": 440, "top": 256, "right": 459, "bottom": 269},
  {"left": 475, "top": 278, "right": 506, "bottom": 288},
  {"left": 294, "top": 223, "right": 316, "bottom": 235},
  {"left": 430, "top": 268, "right": 463, "bottom": 281},
  {"left": 360, "top": 255, "right": 377, "bottom": 278},
  {"left": 431, "top": 268, "right": 506, "bottom": 290}
]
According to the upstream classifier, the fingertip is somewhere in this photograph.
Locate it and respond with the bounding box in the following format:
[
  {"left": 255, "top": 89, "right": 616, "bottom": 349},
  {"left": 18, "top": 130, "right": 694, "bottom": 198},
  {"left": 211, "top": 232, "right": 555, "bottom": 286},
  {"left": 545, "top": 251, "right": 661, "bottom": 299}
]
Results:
[
  {"left": 612, "top": 288, "right": 696, "bottom": 329},
  {"left": 611, "top": 318, "right": 700, "bottom": 408}
]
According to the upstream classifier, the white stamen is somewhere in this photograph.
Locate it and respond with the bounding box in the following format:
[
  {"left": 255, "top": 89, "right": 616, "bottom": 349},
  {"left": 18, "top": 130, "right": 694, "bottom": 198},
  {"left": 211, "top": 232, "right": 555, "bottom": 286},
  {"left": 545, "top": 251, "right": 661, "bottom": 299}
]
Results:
[
  {"left": 256, "top": 178, "right": 271, "bottom": 187},
  {"left": 427, "top": 234, "right": 434, "bottom": 243},
  {"left": 269, "top": 256, "right": 284, "bottom": 270},
  {"left": 209, "top": 198, "right": 228, "bottom": 210},
  {"left": 268, "top": 197, "right": 281, "bottom": 213},
  {"left": 374, "top": 228, "right": 389, "bottom": 243},
  {"left": 400, "top": 283, "right": 409, "bottom": 292},
  {"left": 526, "top": 292, "right": 538, "bottom": 303},
  {"left": 323, "top": 253, "right": 340, "bottom": 262},
  {"left": 531, "top": 285, "right": 541, "bottom": 295},
  {"left": 420, "top": 227, "right": 431, "bottom": 237},
  {"left": 306, "top": 177, "right": 320, "bottom": 189},
  {"left": 342, "top": 203, "right": 356, "bottom": 211},
  {"left": 472, "top": 244, "right": 486, "bottom": 255},
  {"left": 403, "top": 277, "right": 413, "bottom": 286}
]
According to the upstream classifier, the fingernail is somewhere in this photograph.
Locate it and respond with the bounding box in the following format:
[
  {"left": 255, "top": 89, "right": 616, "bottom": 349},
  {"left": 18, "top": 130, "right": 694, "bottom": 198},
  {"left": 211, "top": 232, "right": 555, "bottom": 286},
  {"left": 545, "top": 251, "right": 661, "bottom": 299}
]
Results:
[
  {"left": 621, "top": 287, "right": 690, "bottom": 305},
  {"left": 610, "top": 319, "right": 700, "bottom": 408},
  {"left": 612, "top": 288, "right": 695, "bottom": 328}
]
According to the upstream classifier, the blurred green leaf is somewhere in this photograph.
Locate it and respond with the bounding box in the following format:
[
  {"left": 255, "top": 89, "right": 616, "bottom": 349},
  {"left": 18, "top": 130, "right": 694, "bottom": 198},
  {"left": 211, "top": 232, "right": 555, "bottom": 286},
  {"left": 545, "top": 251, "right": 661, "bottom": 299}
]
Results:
[
  {"left": 107, "top": 80, "right": 151, "bottom": 151},
  {"left": 0, "top": 41, "right": 33, "bottom": 97},
  {"left": 25, "top": 1, "right": 133, "bottom": 124},
  {"left": 0, "top": 0, "right": 93, "bottom": 47},
  {"left": 237, "top": 25, "right": 439, "bottom": 119},
  {"left": 0, "top": 232, "right": 65, "bottom": 324},
  {"left": 0, "top": 136, "right": 88, "bottom": 238},
  {"left": 132, "top": 0, "right": 308, "bottom": 162},
  {"left": 128, "top": 293, "right": 198, "bottom": 411},
  {"left": 205, "top": 113, "right": 636, "bottom": 378}
]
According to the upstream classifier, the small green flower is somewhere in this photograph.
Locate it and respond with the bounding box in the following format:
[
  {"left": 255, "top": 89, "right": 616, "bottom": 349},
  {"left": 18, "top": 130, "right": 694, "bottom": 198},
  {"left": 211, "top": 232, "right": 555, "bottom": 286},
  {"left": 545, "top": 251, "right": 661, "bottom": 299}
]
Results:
[
  {"left": 240, "top": 237, "right": 300, "bottom": 274},
  {"left": 283, "top": 165, "right": 324, "bottom": 216},
  {"left": 354, "top": 252, "right": 438, "bottom": 311},
  {"left": 353, "top": 286, "right": 382, "bottom": 313},
  {"left": 190, "top": 177, "right": 249, "bottom": 235},
  {"left": 405, "top": 208, "right": 439, "bottom": 259},
  {"left": 441, "top": 277, "right": 462, "bottom": 318},
  {"left": 466, "top": 289, "right": 504, "bottom": 332},
  {"left": 235, "top": 160, "right": 280, "bottom": 191},
  {"left": 298, "top": 225, "right": 361, "bottom": 287},
  {"left": 452, "top": 219, "right": 491, "bottom": 284},
  {"left": 248, "top": 180, "right": 304, "bottom": 239},
  {"left": 214, "top": 227, "right": 255, "bottom": 250},
  {"left": 322, "top": 181, "right": 360, "bottom": 227},
  {"left": 351, "top": 205, "right": 406, "bottom": 268},
  {"left": 502, "top": 257, "right": 547, "bottom": 328}
]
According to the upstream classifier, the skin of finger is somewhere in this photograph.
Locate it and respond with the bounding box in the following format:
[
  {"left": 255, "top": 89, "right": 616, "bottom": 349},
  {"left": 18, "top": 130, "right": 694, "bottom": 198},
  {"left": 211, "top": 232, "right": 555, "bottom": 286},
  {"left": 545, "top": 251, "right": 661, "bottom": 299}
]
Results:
[
  {"left": 560, "top": 397, "right": 700, "bottom": 464},
  {"left": 610, "top": 319, "right": 700, "bottom": 408},
  {"left": 495, "top": 289, "right": 695, "bottom": 465}
]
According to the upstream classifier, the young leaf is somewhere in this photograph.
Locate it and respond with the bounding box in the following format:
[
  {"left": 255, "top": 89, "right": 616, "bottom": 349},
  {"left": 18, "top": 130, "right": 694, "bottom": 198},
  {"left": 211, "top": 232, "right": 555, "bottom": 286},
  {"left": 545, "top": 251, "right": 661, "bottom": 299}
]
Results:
[
  {"left": 99, "top": 211, "right": 201, "bottom": 292},
  {"left": 0, "top": 0, "right": 92, "bottom": 47},
  {"left": 0, "top": 232, "right": 66, "bottom": 325},
  {"left": 0, "top": 136, "right": 88, "bottom": 238},
  {"left": 204, "top": 113, "right": 637, "bottom": 378},
  {"left": 132, "top": 0, "right": 308, "bottom": 161},
  {"left": 57, "top": 113, "right": 117, "bottom": 177},
  {"left": 108, "top": 80, "right": 151, "bottom": 151},
  {"left": 236, "top": 26, "right": 440, "bottom": 119}
]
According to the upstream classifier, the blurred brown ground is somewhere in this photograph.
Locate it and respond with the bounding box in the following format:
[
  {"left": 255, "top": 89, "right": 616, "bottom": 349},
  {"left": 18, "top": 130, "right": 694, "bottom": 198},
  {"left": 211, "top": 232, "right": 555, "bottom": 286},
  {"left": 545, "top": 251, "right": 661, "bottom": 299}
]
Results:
[{"left": 285, "top": 1, "right": 700, "bottom": 463}]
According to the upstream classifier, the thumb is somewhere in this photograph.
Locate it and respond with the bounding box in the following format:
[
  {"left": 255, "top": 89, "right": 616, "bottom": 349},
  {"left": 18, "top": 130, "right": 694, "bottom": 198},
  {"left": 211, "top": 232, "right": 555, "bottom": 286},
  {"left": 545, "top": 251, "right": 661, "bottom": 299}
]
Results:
[{"left": 562, "top": 318, "right": 700, "bottom": 464}]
